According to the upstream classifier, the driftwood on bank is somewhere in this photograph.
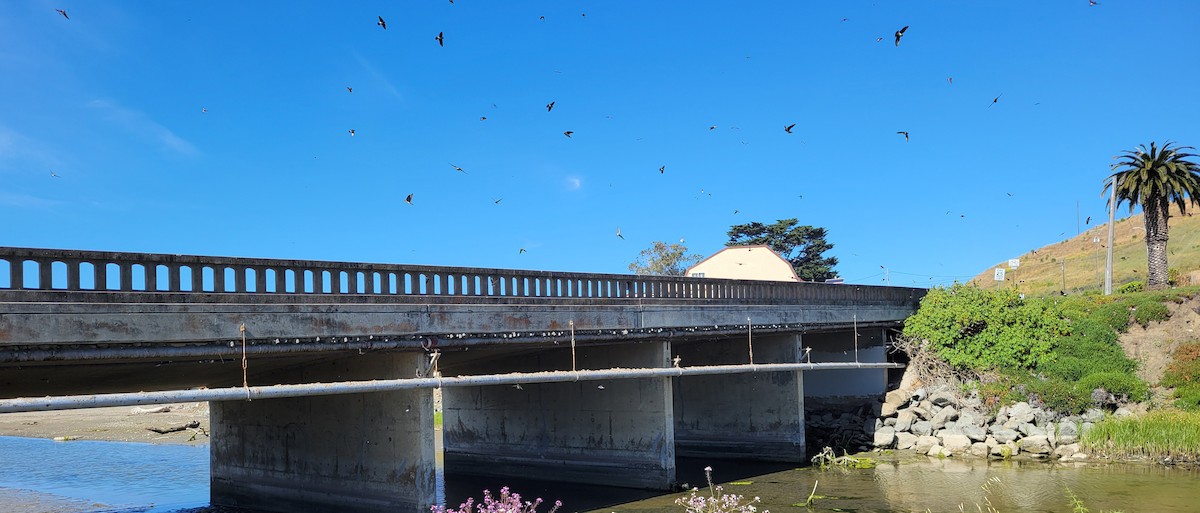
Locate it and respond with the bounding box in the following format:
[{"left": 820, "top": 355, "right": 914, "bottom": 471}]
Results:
[{"left": 146, "top": 420, "right": 200, "bottom": 434}]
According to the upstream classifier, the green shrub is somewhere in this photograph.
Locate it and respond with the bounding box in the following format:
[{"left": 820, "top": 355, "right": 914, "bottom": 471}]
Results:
[
  {"left": 1077, "top": 372, "right": 1149, "bottom": 402},
  {"left": 1132, "top": 300, "right": 1170, "bottom": 326},
  {"left": 1175, "top": 384, "right": 1200, "bottom": 411},
  {"left": 1026, "top": 377, "right": 1092, "bottom": 413},
  {"left": 1117, "top": 281, "right": 1144, "bottom": 294},
  {"left": 902, "top": 284, "right": 1068, "bottom": 371},
  {"left": 1169, "top": 268, "right": 1182, "bottom": 286}
]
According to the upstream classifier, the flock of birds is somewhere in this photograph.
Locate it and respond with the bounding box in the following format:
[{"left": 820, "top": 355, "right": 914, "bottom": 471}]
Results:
[{"left": 44, "top": 2, "right": 1107, "bottom": 264}]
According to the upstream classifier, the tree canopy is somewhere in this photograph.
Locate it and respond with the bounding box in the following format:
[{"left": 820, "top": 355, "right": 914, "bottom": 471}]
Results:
[
  {"left": 628, "top": 241, "right": 702, "bottom": 276},
  {"left": 726, "top": 218, "right": 838, "bottom": 281}
]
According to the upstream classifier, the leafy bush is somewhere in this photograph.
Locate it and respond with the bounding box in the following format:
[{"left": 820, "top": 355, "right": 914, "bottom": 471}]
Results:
[
  {"left": 1175, "top": 385, "right": 1200, "bottom": 411},
  {"left": 1078, "top": 371, "right": 1150, "bottom": 402},
  {"left": 901, "top": 284, "right": 1068, "bottom": 371},
  {"left": 1117, "top": 281, "right": 1144, "bottom": 294},
  {"left": 1162, "top": 342, "right": 1200, "bottom": 388},
  {"left": 1168, "top": 268, "right": 1182, "bottom": 286}
]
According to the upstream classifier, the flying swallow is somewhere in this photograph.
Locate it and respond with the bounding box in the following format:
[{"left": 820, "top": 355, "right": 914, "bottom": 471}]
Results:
[
  {"left": 450, "top": 164, "right": 466, "bottom": 173},
  {"left": 405, "top": 193, "right": 413, "bottom": 205},
  {"left": 377, "top": 16, "right": 386, "bottom": 29},
  {"left": 894, "top": 25, "right": 908, "bottom": 46},
  {"left": 519, "top": 248, "right": 526, "bottom": 253},
  {"left": 436, "top": 32, "right": 444, "bottom": 46},
  {"left": 348, "top": 129, "right": 355, "bottom": 136},
  {"left": 659, "top": 166, "right": 665, "bottom": 174},
  {"left": 346, "top": 86, "right": 353, "bottom": 93},
  {"left": 546, "top": 101, "right": 555, "bottom": 112},
  {"left": 616, "top": 228, "right": 623, "bottom": 239},
  {"left": 897, "top": 131, "right": 909, "bottom": 141},
  {"left": 56, "top": 9, "right": 69, "bottom": 19},
  {"left": 563, "top": 130, "right": 573, "bottom": 138},
  {"left": 989, "top": 94, "right": 1002, "bottom": 107},
  {"left": 785, "top": 123, "right": 796, "bottom": 133}
]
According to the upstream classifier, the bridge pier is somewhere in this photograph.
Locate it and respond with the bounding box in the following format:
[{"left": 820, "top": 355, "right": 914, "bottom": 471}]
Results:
[
  {"left": 673, "top": 335, "right": 806, "bottom": 462},
  {"left": 210, "top": 353, "right": 437, "bottom": 513},
  {"left": 442, "top": 341, "right": 676, "bottom": 489}
]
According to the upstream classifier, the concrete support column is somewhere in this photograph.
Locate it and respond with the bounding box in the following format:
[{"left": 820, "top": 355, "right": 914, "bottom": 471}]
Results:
[
  {"left": 673, "top": 334, "right": 806, "bottom": 461},
  {"left": 442, "top": 341, "right": 676, "bottom": 489},
  {"left": 210, "top": 353, "right": 436, "bottom": 513}
]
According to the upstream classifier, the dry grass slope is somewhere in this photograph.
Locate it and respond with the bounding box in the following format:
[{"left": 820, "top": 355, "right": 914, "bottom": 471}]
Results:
[{"left": 969, "top": 212, "right": 1200, "bottom": 297}]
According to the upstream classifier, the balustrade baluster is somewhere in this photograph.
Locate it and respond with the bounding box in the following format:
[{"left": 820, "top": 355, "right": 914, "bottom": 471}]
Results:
[
  {"left": 119, "top": 263, "right": 133, "bottom": 291},
  {"left": 38, "top": 259, "right": 53, "bottom": 290}
]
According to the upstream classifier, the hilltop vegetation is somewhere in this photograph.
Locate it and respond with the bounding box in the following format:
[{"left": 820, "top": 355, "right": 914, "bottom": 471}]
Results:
[{"left": 968, "top": 212, "right": 1200, "bottom": 297}]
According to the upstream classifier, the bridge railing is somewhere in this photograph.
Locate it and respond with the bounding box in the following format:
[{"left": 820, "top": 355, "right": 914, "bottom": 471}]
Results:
[{"left": 0, "top": 247, "right": 919, "bottom": 302}]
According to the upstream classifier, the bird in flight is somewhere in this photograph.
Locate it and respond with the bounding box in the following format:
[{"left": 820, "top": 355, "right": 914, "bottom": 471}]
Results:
[
  {"left": 405, "top": 194, "right": 413, "bottom": 205},
  {"left": 201, "top": 107, "right": 207, "bottom": 113},
  {"left": 989, "top": 94, "right": 1002, "bottom": 107},
  {"left": 519, "top": 248, "right": 526, "bottom": 254},
  {"left": 659, "top": 166, "right": 665, "bottom": 174},
  {"left": 546, "top": 101, "right": 555, "bottom": 112},
  {"left": 1086, "top": 216, "right": 1092, "bottom": 225},
  {"left": 875, "top": 37, "right": 884, "bottom": 43},
  {"left": 50, "top": 170, "right": 60, "bottom": 178},
  {"left": 947, "top": 77, "right": 953, "bottom": 85},
  {"left": 785, "top": 123, "right": 796, "bottom": 134},
  {"left": 539, "top": 15, "right": 545, "bottom": 20},
  {"left": 494, "top": 198, "right": 502, "bottom": 204},
  {"left": 1089, "top": 0, "right": 1099, "bottom": 5},
  {"left": 616, "top": 228, "right": 624, "bottom": 240},
  {"left": 436, "top": 32, "right": 444, "bottom": 46},
  {"left": 450, "top": 163, "right": 466, "bottom": 173},
  {"left": 56, "top": 9, "right": 69, "bottom": 19},
  {"left": 348, "top": 129, "right": 356, "bottom": 136},
  {"left": 897, "top": 131, "right": 909, "bottom": 142},
  {"left": 346, "top": 86, "right": 353, "bottom": 93},
  {"left": 894, "top": 26, "right": 908, "bottom": 46},
  {"left": 480, "top": 116, "right": 487, "bottom": 121},
  {"left": 708, "top": 125, "right": 717, "bottom": 130},
  {"left": 377, "top": 16, "right": 386, "bottom": 29},
  {"left": 563, "top": 130, "right": 573, "bottom": 138}
]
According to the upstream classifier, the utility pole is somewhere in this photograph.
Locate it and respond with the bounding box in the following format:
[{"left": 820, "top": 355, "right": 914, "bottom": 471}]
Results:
[
  {"left": 1060, "top": 260, "right": 1067, "bottom": 294},
  {"left": 880, "top": 266, "right": 890, "bottom": 286},
  {"left": 1104, "top": 175, "right": 1117, "bottom": 295}
]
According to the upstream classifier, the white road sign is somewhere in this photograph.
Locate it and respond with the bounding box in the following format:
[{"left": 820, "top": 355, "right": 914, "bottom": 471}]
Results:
[{"left": 994, "top": 268, "right": 1006, "bottom": 281}]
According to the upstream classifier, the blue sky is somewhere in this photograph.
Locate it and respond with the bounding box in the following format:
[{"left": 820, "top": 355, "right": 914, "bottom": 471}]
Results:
[{"left": 2, "top": 1, "right": 1197, "bottom": 288}]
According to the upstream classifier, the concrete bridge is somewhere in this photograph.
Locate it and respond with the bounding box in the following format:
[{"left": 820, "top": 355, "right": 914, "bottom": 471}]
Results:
[{"left": 0, "top": 247, "right": 925, "bottom": 512}]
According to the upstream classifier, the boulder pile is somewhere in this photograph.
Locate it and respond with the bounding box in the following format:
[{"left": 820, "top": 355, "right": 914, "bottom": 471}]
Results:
[{"left": 873, "top": 385, "right": 1110, "bottom": 461}]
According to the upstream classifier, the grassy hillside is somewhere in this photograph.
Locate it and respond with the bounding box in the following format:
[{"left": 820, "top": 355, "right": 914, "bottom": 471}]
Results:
[{"left": 969, "top": 212, "right": 1200, "bottom": 296}]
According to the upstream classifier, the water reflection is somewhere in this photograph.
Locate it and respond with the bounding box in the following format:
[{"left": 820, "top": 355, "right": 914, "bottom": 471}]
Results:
[{"left": 2, "top": 435, "right": 1198, "bottom": 513}]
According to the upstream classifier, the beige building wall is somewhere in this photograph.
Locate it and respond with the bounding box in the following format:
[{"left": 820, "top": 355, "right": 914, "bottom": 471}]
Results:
[{"left": 685, "top": 246, "right": 801, "bottom": 282}]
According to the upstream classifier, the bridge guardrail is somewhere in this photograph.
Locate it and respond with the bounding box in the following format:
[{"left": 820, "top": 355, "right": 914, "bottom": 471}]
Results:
[{"left": 0, "top": 247, "right": 922, "bottom": 303}]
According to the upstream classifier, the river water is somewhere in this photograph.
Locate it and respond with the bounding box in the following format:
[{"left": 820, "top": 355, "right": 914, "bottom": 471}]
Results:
[{"left": 1, "top": 435, "right": 1197, "bottom": 513}]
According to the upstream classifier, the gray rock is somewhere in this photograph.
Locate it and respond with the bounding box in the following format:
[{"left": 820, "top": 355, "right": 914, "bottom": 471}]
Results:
[
  {"left": 957, "top": 410, "right": 984, "bottom": 428},
  {"left": 1019, "top": 435, "right": 1053, "bottom": 454},
  {"left": 932, "top": 405, "right": 959, "bottom": 430},
  {"left": 911, "top": 406, "right": 933, "bottom": 421},
  {"left": 911, "top": 420, "right": 933, "bottom": 437},
  {"left": 969, "top": 442, "right": 990, "bottom": 457},
  {"left": 962, "top": 425, "right": 988, "bottom": 442},
  {"left": 1008, "top": 402, "right": 1036, "bottom": 424},
  {"left": 883, "top": 417, "right": 897, "bottom": 427},
  {"left": 895, "top": 410, "right": 916, "bottom": 432},
  {"left": 1054, "top": 443, "right": 1081, "bottom": 459},
  {"left": 927, "top": 444, "right": 947, "bottom": 457},
  {"left": 913, "top": 435, "right": 939, "bottom": 454},
  {"left": 942, "top": 421, "right": 959, "bottom": 432},
  {"left": 929, "top": 390, "right": 958, "bottom": 407},
  {"left": 1114, "top": 407, "right": 1134, "bottom": 418},
  {"left": 940, "top": 433, "right": 973, "bottom": 453},
  {"left": 1081, "top": 421, "right": 1094, "bottom": 435},
  {"left": 1019, "top": 423, "right": 1045, "bottom": 437},
  {"left": 1082, "top": 408, "right": 1105, "bottom": 423},
  {"left": 911, "top": 388, "right": 928, "bottom": 402},
  {"left": 874, "top": 426, "right": 897, "bottom": 448},
  {"left": 990, "top": 441, "right": 1019, "bottom": 458},
  {"left": 992, "top": 427, "right": 1020, "bottom": 444},
  {"left": 1057, "top": 421, "right": 1079, "bottom": 445},
  {"left": 895, "top": 432, "right": 918, "bottom": 450}
]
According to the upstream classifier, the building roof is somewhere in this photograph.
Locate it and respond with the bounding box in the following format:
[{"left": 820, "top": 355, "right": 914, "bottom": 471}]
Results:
[{"left": 685, "top": 245, "right": 802, "bottom": 282}]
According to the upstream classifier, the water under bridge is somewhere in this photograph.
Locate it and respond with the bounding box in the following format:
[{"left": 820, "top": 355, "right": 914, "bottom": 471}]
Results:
[{"left": 0, "top": 246, "right": 925, "bottom": 512}]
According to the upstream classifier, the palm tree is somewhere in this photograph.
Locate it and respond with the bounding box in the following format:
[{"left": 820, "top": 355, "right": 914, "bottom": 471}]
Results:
[{"left": 1104, "top": 142, "right": 1200, "bottom": 289}]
